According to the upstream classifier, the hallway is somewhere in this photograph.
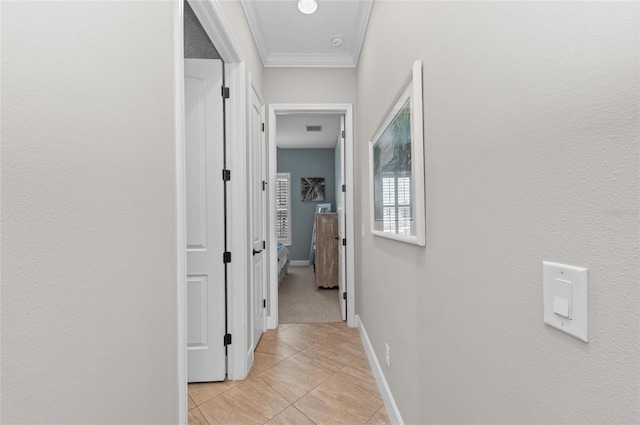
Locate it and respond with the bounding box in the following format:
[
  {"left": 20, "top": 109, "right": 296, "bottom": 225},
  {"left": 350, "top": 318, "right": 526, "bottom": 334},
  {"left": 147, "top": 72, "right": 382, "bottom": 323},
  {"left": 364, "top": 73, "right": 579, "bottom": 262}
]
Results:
[
  {"left": 188, "top": 323, "right": 390, "bottom": 425},
  {"left": 278, "top": 266, "right": 342, "bottom": 324}
]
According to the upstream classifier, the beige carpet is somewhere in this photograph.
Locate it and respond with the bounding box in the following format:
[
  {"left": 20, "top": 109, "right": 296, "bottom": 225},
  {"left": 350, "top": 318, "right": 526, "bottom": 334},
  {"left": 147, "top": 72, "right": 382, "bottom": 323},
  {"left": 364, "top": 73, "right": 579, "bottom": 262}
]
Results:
[{"left": 278, "top": 266, "right": 343, "bottom": 324}]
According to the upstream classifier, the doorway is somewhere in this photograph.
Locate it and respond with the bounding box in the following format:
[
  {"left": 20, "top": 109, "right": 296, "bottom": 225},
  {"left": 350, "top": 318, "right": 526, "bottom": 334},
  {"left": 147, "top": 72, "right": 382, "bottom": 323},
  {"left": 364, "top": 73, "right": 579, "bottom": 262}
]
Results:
[
  {"left": 177, "top": 0, "right": 250, "bottom": 421},
  {"left": 276, "top": 127, "right": 341, "bottom": 323},
  {"left": 267, "top": 104, "right": 356, "bottom": 329}
]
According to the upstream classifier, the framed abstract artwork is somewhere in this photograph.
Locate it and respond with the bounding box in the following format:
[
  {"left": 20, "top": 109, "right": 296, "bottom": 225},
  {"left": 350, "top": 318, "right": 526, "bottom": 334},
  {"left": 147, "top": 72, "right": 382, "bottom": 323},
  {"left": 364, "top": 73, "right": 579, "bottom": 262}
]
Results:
[
  {"left": 369, "top": 60, "right": 425, "bottom": 246},
  {"left": 301, "top": 177, "right": 325, "bottom": 202}
]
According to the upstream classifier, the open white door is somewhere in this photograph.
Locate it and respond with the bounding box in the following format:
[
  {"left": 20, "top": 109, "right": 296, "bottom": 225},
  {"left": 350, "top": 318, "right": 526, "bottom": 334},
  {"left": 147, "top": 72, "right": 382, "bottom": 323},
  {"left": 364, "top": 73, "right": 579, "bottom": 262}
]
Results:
[
  {"left": 185, "top": 59, "right": 226, "bottom": 382},
  {"left": 337, "top": 116, "right": 347, "bottom": 320},
  {"left": 250, "top": 78, "right": 267, "bottom": 349}
]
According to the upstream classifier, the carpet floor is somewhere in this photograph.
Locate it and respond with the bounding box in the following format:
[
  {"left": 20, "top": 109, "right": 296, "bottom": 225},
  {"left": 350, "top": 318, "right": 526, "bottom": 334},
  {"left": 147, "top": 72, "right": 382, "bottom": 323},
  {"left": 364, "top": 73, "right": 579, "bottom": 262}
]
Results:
[{"left": 278, "top": 265, "right": 343, "bottom": 324}]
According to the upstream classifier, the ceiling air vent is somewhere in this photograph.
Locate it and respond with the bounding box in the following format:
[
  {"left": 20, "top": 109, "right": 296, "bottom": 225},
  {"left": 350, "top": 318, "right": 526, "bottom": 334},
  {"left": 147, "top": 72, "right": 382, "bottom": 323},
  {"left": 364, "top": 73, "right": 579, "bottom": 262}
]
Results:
[{"left": 306, "top": 125, "right": 322, "bottom": 132}]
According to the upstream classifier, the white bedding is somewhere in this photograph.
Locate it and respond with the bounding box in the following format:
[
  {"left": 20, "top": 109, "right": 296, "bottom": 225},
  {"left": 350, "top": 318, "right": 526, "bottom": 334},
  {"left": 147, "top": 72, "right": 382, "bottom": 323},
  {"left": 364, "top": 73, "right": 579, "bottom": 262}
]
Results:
[{"left": 277, "top": 243, "right": 290, "bottom": 283}]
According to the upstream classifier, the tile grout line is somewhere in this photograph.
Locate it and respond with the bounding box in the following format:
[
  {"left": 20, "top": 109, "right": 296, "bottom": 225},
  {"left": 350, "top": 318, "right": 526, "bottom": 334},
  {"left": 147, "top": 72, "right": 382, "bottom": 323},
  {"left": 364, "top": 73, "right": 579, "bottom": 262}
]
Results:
[
  {"left": 190, "top": 323, "right": 381, "bottom": 425},
  {"left": 291, "top": 403, "right": 319, "bottom": 425},
  {"left": 256, "top": 342, "right": 335, "bottom": 406},
  {"left": 196, "top": 406, "right": 211, "bottom": 425},
  {"left": 247, "top": 373, "right": 296, "bottom": 424},
  {"left": 363, "top": 406, "right": 380, "bottom": 425},
  {"left": 189, "top": 382, "right": 236, "bottom": 408},
  {"left": 260, "top": 323, "right": 370, "bottom": 402},
  {"left": 248, "top": 342, "right": 302, "bottom": 422},
  {"left": 257, "top": 324, "right": 364, "bottom": 420},
  {"left": 336, "top": 356, "right": 384, "bottom": 400}
]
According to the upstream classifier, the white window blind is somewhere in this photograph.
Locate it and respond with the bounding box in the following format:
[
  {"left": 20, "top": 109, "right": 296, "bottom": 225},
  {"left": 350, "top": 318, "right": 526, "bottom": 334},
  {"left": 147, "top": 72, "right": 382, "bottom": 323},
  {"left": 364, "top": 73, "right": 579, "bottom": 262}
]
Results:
[
  {"left": 382, "top": 173, "right": 412, "bottom": 234},
  {"left": 276, "top": 172, "right": 291, "bottom": 245}
]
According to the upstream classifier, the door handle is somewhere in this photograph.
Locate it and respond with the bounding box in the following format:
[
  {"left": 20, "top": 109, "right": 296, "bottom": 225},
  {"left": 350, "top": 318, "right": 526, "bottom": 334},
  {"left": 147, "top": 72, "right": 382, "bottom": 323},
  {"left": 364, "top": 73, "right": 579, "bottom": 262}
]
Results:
[{"left": 253, "top": 248, "right": 263, "bottom": 256}]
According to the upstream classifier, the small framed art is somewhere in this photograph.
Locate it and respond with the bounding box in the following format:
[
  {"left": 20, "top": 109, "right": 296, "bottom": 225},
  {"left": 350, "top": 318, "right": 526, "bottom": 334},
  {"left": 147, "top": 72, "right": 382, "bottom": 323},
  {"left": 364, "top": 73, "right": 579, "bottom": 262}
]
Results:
[{"left": 301, "top": 177, "right": 325, "bottom": 202}]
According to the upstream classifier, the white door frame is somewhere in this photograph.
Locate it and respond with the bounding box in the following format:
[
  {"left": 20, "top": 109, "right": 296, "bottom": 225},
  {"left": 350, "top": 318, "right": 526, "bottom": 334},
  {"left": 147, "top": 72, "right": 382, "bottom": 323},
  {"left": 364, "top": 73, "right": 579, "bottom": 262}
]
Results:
[
  {"left": 175, "top": 1, "right": 248, "bottom": 423},
  {"left": 267, "top": 104, "right": 356, "bottom": 329}
]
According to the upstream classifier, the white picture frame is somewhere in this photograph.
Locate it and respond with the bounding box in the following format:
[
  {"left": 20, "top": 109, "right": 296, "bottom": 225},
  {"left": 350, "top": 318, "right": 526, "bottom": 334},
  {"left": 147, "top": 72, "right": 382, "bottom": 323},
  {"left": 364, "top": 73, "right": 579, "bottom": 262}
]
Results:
[{"left": 369, "top": 60, "right": 425, "bottom": 246}]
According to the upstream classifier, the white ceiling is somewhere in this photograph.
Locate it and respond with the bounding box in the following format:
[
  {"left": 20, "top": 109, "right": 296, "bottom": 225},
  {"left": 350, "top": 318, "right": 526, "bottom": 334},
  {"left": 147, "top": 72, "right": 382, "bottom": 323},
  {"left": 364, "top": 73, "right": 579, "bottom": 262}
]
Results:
[
  {"left": 240, "top": 0, "right": 373, "bottom": 68},
  {"left": 276, "top": 114, "right": 341, "bottom": 149}
]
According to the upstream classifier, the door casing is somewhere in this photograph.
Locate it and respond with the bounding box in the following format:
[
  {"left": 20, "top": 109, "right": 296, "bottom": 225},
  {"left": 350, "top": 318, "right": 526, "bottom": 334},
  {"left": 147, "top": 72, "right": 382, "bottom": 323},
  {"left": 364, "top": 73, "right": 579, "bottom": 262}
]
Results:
[
  {"left": 175, "top": 1, "right": 249, "bottom": 423},
  {"left": 337, "top": 115, "right": 347, "bottom": 320},
  {"left": 267, "top": 104, "right": 356, "bottom": 329}
]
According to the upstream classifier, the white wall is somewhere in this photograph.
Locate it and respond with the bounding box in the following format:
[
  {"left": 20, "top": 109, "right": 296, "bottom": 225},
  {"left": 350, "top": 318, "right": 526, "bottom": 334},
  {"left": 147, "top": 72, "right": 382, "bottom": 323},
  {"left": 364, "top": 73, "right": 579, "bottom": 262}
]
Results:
[
  {"left": 356, "top": 2, "right": 639, "bottom": 424},
  {"left": 264, "top": 67, "right": 356, "bottom": 104},
  {"left": 1, "top": 2, "right": 179, "bottom": 423}
]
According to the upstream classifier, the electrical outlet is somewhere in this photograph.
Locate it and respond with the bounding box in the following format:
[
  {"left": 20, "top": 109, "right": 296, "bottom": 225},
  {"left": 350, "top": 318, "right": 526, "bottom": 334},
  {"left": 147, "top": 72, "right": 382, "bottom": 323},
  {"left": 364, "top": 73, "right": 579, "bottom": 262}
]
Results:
[{"left": 385, "top": 343, "right": 390, "bottom": 368}]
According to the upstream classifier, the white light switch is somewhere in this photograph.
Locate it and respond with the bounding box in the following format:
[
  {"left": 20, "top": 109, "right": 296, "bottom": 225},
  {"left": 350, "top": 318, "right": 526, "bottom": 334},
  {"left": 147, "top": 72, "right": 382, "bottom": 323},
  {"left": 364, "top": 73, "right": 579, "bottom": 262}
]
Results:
[
  {"left": 553, "top": 278, "right": 571, "bottom": 319},
  {"left": 543, "top": 262, "right": 588, "bottom": 342}
]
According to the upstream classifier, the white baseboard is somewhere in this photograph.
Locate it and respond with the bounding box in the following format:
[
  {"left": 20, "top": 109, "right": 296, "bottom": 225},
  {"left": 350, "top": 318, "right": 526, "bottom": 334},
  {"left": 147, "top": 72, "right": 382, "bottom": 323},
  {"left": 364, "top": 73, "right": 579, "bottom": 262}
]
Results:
[
  {"left": 356, "top": 315, "right": 404, "bottom": 425},
  {"left": 289, "top": 260, "right": 310, "bottom": 266}
]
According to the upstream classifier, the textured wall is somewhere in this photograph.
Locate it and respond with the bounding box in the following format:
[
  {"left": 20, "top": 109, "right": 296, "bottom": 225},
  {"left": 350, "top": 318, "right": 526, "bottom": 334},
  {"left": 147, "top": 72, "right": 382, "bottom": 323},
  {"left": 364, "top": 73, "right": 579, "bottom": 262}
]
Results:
[
  {"left": 277, "top": 149, "right": 337, "bottom": 260},
  {"left": 264, "top": 67, "right": 356, "bottom": 105},
  {"left": 1, "top": 2, "right": 179, "bottom": 423},
  {"left": 356, "top": 2, "right": 639, "bottom": 424},
  {"left": 184, "top": 0, "right": 220, "bottom": 59}
]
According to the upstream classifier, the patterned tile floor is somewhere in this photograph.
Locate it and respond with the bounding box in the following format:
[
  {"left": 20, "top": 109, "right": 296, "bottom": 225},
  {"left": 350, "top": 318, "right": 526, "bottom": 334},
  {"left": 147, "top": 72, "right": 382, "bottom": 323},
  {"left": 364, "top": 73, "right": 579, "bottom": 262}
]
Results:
[{"left": 188, "top": 322, "right": 391, "bottom": 425}]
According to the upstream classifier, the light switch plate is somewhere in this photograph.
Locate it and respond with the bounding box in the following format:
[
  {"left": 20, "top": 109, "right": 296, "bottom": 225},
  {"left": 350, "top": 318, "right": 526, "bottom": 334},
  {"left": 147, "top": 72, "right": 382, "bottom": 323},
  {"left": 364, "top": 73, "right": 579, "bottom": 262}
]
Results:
[{"left": 543, "top": 261, "right": 588, "bottom": 342}]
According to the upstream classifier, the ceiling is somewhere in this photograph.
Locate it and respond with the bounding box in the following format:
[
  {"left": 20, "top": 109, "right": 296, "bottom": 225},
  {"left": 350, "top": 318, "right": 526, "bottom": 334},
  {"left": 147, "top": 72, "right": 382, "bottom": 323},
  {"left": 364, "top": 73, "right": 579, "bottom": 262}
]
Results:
[
  {"left": 276, "top": 114, "right": 341, "bottom": 149},
  {"left": 240, "top": 0, "right": 373, "bottom": 68}
]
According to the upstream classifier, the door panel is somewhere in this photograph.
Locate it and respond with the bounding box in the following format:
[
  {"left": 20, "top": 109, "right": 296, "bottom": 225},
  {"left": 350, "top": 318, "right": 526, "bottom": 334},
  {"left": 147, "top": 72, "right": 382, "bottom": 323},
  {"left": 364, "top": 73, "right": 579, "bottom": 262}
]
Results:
[
  {"left": 186, "top": 276, "right": 208, "bottom": 347},
  {"left": 250, "top": 82, "right": 266, "bottom": 349},
  {"left": 185, "top": 59, "right": 226, "bottom": 382}
]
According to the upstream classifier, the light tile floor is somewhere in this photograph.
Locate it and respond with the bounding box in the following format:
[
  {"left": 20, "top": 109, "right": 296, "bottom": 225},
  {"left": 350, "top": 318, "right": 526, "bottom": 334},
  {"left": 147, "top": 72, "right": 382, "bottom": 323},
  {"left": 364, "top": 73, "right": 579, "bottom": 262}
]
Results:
[{"left": 188, "top": 322, "right": 391, "bottom": 425}]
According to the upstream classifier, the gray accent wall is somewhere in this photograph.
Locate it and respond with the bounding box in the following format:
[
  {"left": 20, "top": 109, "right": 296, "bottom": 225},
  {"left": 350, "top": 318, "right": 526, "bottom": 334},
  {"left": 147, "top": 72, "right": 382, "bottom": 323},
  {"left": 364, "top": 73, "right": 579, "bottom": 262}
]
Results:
[
  {"left": 184, "top": 1, "right": 220, "bottom": 59},
  {"left": 277, "top": 149, "right": 336, "bottom": 261}
]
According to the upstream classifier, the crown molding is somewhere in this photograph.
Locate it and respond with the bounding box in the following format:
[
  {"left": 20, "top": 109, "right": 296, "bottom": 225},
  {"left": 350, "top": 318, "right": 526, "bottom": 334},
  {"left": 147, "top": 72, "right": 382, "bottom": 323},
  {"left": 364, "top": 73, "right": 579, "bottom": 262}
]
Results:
[
  {"left": 265, "top": 53, "right": 356, "bottom": 68},
  {"left": 351, "top": 0, "right": 373, "bottom": 67},
  {"left": 240, "top": 0, "right": 371, "bottom": 68},
  {"left": 239, "top": 0, "right": 270, "bottom": 66}
]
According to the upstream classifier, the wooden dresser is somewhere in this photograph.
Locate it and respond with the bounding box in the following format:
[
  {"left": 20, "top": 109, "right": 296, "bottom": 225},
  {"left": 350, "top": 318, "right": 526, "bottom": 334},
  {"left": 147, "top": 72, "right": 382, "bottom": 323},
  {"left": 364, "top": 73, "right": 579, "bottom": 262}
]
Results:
[{"left": 315, "top": 213, "right": 338, "bottom": 288}]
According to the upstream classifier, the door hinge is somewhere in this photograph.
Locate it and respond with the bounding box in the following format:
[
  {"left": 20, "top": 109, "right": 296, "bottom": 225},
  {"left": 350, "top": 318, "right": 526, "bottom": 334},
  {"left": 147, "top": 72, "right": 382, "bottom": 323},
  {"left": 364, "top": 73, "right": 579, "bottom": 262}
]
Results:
[
  {"left": 341, "top": 130, "right": 345, "bottom": 139},
  {"left": 343, "top": 292, "right": 347, "bottom": 300},
  {"left": 224, "top": 333, "right": 232, "bottom": 346},
  {"left": 262, "top": 180, "right": 267, "bottom": 191},
  {"left": 342, "top": 184, "right": 346, "bottom": 193},
  {"left": 222, "top": 169, "right": 231, "bottom": 181},
  {"left": 263, "top": 299, "right": 266, "bottom": 308},
  {"left": 262, "top": 240, "right": 266, "bottom": 250},
  {"left": 261, "top": 123, "right": 265, "bottom": 132},
  {"left": 342, "top": 238, "right": 346, "bottom": 246},
  {"left": 223, "top": 252, "right": 232, "bottom": 263},
  {"left": 222, "top": 86, "right": 230, "bottom": 99}
]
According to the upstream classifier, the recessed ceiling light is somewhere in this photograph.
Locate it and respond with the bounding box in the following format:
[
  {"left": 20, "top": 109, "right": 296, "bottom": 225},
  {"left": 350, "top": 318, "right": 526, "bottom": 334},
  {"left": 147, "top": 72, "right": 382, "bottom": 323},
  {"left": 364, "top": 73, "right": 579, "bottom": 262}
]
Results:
[
  {"left": 297, "top": 0, "right": 317, "bottom": 15},
  {"left": 332, "top": 36, "right": 344, "bottom": 48}
]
